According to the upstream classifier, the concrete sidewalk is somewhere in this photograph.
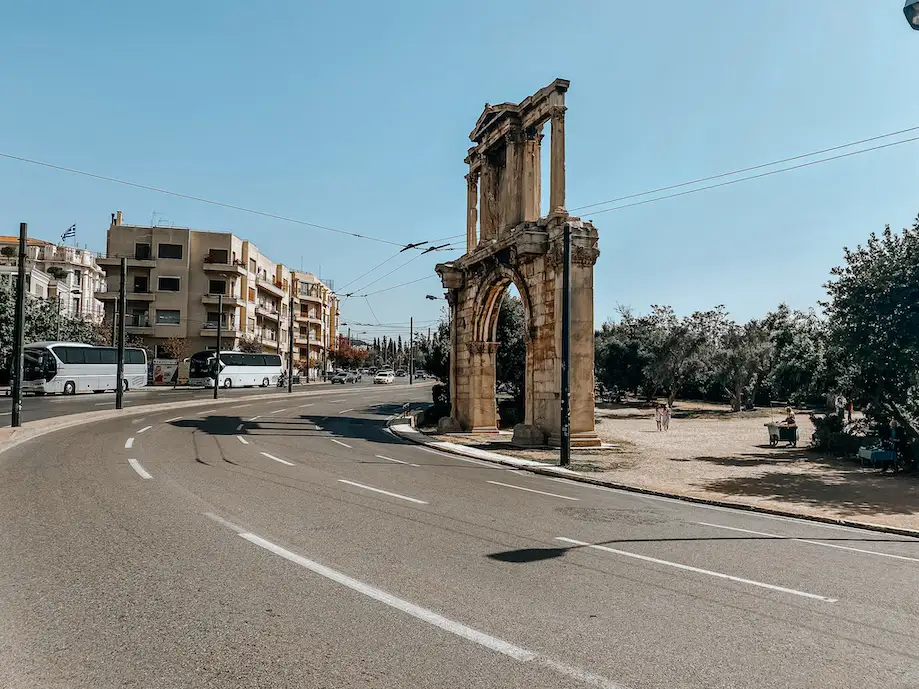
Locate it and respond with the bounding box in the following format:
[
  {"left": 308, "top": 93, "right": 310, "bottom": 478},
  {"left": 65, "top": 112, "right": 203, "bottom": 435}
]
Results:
[{"left": 388, "top": 421, "right": 919, "bottom": 538}]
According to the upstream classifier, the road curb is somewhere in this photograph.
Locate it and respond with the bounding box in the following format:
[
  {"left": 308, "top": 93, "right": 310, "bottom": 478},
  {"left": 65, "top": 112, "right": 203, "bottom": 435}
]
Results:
[
  {"left": 0, "top": 384, "right": 352, "bottom": 458},
  {"left": 387, "top": 419, "right": 919, "bottom": 540}
]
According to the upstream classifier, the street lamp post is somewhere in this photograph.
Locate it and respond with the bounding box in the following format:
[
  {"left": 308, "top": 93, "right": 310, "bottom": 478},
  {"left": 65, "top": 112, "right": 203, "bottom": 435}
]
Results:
[{"left": 905, "top": 1, "right": 919, "bottom": 28}]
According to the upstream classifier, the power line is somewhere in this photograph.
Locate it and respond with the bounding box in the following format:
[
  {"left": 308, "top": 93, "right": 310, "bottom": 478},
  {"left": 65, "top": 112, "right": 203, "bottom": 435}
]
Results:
[
  {"left": 357, "top": 275, "right": 438, "bottom": 297},
  {"left": 570, "top": 124, "right": 919, "bottom": 213},
  {"left": 0, "top": 151, "right": 414, "bottom": 250},
  {"left": 582, "top": 134, "right": 919, "bottom": 217},
  {"left": 336, "top": 249, "right": 403, "bottom": 292},
  {"left": 343, "top": 252, "right": 425, "bottom": 296}
]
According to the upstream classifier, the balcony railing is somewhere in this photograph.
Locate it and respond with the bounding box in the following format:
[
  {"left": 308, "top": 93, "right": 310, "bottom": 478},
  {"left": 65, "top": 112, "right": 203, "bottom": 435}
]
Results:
[
  {"left": 127, "top": 314, "right": 150, "bottom": 328},
  {"left": 203, "top": 318, "right": 237, "bottom": 330}
]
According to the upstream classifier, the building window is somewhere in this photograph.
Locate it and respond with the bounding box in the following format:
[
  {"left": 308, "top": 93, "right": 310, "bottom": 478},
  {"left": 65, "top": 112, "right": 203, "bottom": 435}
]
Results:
[
  {"left": 158, "top": 276, "right": 181, "bottom": 291},
  {"left": 135, "top": 243, "right": 152, "bottom": 260},
  {"left": 155, "top": 309, "right": 180, "bottom": 325},
  {"left": 157, "top": 243, "right": 183, "bottom": 260},
  {"left": 248, "top": 287, "right": 255, "bottom": 302},
  {"left": 247, "top": 317, "right": 255, "bottom": 332},
  {"left": 207, "top": 249, "right": 228, "bottom": 264},
  {"left": 134, "top": 275, "right": 149, "bottom": 292},
  {"left": 208, "top": 279, "right": 227, "bottom": 295},
  {"left": 249, "top": 258, "right": 257, "bottom": 273}
]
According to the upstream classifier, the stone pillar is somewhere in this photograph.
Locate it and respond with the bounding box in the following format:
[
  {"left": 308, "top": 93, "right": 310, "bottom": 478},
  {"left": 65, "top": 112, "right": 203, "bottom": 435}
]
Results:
[
  {"left": 503, "top": 129, "right": 523, "bottom": 232},
  {"left": 479, "top": 163, "right": 498, "bottom": 243},
  {"left": 465, "top": 173, "right": 478, "bottom": 253},
  {"left": 549, "top": 106, "right": 566, "bottom": 216},
  {"left": 468, "top": 341, "right": 500, "bottom": 433},
  {"left": 522, "top": 129, "right": 542, "bottom": 221}
]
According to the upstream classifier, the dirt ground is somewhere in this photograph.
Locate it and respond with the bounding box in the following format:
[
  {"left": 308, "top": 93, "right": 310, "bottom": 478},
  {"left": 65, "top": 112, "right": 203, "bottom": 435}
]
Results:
[{"left": 428, "top": 401, "right": 919, "bottom": 532}]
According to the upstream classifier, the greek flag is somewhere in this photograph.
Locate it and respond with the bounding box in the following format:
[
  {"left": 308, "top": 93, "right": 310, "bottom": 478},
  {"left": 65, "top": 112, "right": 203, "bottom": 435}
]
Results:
[{"left": 61, "top": 224, "right": 76, "bottom": 242}]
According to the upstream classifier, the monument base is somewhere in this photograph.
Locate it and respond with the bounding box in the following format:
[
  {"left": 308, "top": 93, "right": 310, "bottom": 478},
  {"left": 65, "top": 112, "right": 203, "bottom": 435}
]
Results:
[
  {"left": 512, "top": 423, "right": 547, "bottom": 446},
  {"left": 548, "top": 430, "right": 603, "bottom": 448}
]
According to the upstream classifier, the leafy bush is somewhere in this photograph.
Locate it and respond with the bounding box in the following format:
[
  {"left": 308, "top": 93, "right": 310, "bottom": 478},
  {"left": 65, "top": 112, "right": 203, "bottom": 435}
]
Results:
[
  {"left": 809, "top": 413, "right": 843, "bottom": 451},
  {"left": 432, "top": 383, "right": 449, "bottom": 408}
]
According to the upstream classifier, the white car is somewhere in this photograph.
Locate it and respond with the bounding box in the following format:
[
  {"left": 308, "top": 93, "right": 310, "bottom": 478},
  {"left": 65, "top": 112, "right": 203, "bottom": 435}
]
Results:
[{"left": 374, "top": 371, "right": 395, "bottom": 384}]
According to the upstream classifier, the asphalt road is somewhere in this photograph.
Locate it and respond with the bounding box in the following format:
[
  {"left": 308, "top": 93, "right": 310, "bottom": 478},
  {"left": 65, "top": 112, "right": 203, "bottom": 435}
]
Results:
[
  {"left": 1, "top": 382, "right": 918, "bottom": 688},
  {"left": 0, "top": 378, "right": 386, "bottom": 427}
]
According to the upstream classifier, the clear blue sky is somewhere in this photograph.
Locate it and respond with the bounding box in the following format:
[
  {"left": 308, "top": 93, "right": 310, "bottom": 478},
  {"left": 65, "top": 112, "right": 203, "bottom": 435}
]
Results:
[{"left": 2, "top": 1, "right": 918, "bottom": 341}]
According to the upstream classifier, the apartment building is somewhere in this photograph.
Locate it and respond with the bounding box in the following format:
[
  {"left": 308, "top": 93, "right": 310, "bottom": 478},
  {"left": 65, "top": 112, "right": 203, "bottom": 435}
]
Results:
[
  {"left": 0, "top": 237, "right": 106, "bottom": 321},
  {"left": 97, "top": 211, "right": 338, "bottom": 374},
  {"left": 291, "top": 271, "right": 339, "bottom": 376}
]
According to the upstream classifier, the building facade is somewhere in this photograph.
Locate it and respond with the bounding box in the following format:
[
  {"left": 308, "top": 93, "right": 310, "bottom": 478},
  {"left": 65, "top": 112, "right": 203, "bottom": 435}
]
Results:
[
  {"left": 98, "top": 211, "right": 338, "bottom": 374},
  {"left": 0, "top": 237, "right": 106, "bottom": 321}
]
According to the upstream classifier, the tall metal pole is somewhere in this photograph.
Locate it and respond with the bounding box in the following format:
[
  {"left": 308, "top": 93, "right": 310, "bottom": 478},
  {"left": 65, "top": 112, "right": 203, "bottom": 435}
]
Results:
[
  {"left": 287, "top": 293, "right": 294, "bottom": 393},
  {"left": 409, "top": 317, "right": 414, "bottom": 385},
  {"left": 214, "top": 292, "right": 222, "bottom": 400},
  {"left": 10, "top": 223, "right": 27, "bottom": 428},
  {"left": 111, "top": 302, "right": 118, "bottom": 347},
  {"left": 115, "top": 257, "right": 126, "bottom": 410},
  {"left": 560, "top": 223, "right": 571, "bottom": 467}
]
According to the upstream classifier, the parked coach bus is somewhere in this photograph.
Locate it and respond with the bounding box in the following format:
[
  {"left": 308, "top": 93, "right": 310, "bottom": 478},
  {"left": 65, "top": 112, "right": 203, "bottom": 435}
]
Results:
[
  {"left": 187, "top": 350, "right": 284, "bottom": 389},
  {"left": 22, "top": 342, "right": 148, "bottom": 395}
]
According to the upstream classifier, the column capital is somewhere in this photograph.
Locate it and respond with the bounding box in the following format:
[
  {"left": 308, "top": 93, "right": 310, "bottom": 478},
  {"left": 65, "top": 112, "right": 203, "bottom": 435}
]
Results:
[
  {"left": 465, "top": 172, "right": 478, "bottom": 188},
  {"left": 549, "top": 104, "right": 567, "bottom": 120}
]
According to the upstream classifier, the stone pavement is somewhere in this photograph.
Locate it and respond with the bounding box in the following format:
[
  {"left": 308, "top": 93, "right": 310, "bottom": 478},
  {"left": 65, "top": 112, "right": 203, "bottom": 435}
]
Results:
[{"left": 398, "top": 403, "right": 919, "bottom": 535}]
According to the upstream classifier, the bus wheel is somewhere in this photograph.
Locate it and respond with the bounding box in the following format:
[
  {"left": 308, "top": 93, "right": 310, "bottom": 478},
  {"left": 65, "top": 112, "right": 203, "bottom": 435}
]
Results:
[
  {"left": 63, "top": 381, "right": 76, "bottom": 395},
  {"left": 223, "top": 378, "right": 232, "bottom": 389},
  {"left": 261, "top": 378, "right": 270, "bottom": 388}
]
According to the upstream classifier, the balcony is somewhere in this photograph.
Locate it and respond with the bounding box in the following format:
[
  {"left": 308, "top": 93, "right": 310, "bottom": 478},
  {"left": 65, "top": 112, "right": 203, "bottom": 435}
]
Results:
[
  {"left": 125, "top": 314, "right": 154, "bottom": 336},
  {"left": 299, "top": 291, "right": 323, "bottom": 305},
  {"left": 202, "top": 256, "right": 247, "bottom": 276},
  {"left": 201, "top": 294, "right": 246, "bottom": 308},
  {"left": 97, "top": 254, "right": 157, "bottom": 269},
  {"left": 256, "top": 305, "right": 280, "bottom": 321},
  {"left": 200, "top": 319, "right": 243, "bottom": 338},
  {"left": 95, "top": 289, "right": 156, "bottom": 302},
  {"left": 296, "top": 312, "right": 323, "bottom": 325},
  {"left": 257, "top": 277, "right": 285, "bottom": 299}
]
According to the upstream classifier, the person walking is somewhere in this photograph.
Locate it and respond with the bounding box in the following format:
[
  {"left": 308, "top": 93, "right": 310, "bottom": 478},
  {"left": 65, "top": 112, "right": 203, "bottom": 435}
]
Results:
[
  {"left": 834, "top": 394, "right": 847, "bottom": 423},
  {"left": 661, "top": 404, "right": 671, "bottom": 431},
  {"left": 654, "top": 404, "right": 663, "bottom": 431}
]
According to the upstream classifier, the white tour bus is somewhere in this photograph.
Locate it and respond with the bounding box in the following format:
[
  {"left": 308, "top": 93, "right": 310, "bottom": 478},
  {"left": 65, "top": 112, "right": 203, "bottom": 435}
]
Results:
[
  {"left": 188, "top": 350, "right": 284, "bottom": 389},
  {"left": 22, "top": 342, "right": 148, "bottom": 395}
]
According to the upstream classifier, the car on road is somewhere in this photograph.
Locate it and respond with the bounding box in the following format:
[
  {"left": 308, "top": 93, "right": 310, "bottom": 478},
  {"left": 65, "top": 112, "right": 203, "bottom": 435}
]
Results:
[
  {"left": 414, "top": 370, "right": 427, "bottom": 380},
  {"left": 395, "top": 369, "right": 406, "bottom": 377},
  {"left": 331, "top": 371, "right": 357, "bottom": 384},
  {"left": 373, "top": 371, "right": 395, "bottom": 384}
]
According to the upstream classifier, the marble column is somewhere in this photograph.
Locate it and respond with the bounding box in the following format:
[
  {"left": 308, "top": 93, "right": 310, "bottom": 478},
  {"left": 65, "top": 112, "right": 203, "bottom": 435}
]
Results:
[
  {"left": 522, "top": 128, "right": 542, "bottom": 221},
  {"left": 465, "top": 172, "right": 478, "bottom": 253},
  {"left": 549, "top": 106, "right": 567, "bottom": 216},
  {"left": 503, "top": 129, "right": 523, "bottom": 231},
  {"left": 479, "top": 163, "right": 498, "bottom": 243}
]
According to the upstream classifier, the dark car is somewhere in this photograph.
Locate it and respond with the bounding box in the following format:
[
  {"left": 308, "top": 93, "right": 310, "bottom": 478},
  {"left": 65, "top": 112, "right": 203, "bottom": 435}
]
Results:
[
  {"left": 395, "top": 369, "right": 406, "bottom": 377},
  {"left": 331, "top": 372, "right": 353, "bottom": 384}
]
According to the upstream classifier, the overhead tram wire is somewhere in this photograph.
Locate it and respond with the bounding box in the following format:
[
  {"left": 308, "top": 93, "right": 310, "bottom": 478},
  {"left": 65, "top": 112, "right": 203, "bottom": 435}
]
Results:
[
  {"left": 0, "top": 151, "right": 458, "bottom": 254},
  {"left": 581, "top": 134, "right": 919, "bottom": 217},
  {"left": 570, "top": 124, "right": 919, "bottom": 213}
]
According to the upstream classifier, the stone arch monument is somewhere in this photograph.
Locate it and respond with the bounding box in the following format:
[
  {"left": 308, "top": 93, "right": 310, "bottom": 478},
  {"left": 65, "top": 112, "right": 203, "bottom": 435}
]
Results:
[{"left": 435, "top": 79, "right": 601, "bottom": 447}]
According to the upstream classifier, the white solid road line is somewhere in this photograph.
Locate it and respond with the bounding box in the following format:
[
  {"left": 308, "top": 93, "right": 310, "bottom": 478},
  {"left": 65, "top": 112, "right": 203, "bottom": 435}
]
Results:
[
  {"left": 247, "top": 415, "right": 261, "bottom": 422},
  {"left": 375, "top": 454, "right": 419, "bottom": 467},
  {"left": 127, "top": 458, "right": 152, "bottom": 480},
  {"left": 124, "top": 437, "right": 134, "bottom": 449},
  {"left": 338, "top": 408, "right": 355, "bottom": 414},
  {"left": 269, "top": 408, "right": 288, "bottom": 415},
  {"left": 228, "top": 404, "right": 252, "bottom": 410},
  {"left": 236, "top": 530, "right": 626, "bottom": 689},
  {"left": 555, "top": 537, "right": 837, "bottom": 603},
  {"left": 330, "top": 439, "right": 352, "bottom": 449},
  {"left": 136, "top": 425, "right": 153, "bottom": 434},
  {"left": 338, "top": 479, "right": 428, "bottom": 504},
  {"left": 299, "top": 403, "right": 315, "bottom": 408},
  {"left": 237, "top": 436, "right": 249, "bottom": 445},
  {"left": 164, "top": 416, "right": 183, "bottom": 423},
  {"left": 96, "top": 401, "right": 130, "bottom": 406},
  {"left": 695, "top": 521, "right": 919, "bottom": 564},
  {"left": 417, "top": 446, "right": 494, "bottom": 466},
  {"left": 260, "top": 451, "right": 294, "bottom": 466},
  {"left": 197, "top": 409, "right": 217, "bottom": 415},
  {"left": 487, "top": 480, "right": 579, "bottom": 501}
]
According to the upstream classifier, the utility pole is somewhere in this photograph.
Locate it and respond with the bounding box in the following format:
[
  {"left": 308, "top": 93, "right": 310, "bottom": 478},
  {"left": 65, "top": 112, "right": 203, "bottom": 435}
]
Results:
[
  {"left": 10, "top": 223, "right": 27, "bottom": 428},
  {"left": 287, "top": 293, "right": 294, "bottom": 393},
  {"left": 409, "top": 317, "right": 413, "bottom": 385},
  {"left": 214, "top": 292, "right": 222, "bottom": 400},
  {"left": 559, "top": 223, "right": 571, "bottom": 466},
  {"left": 115, "top": 257, "right": 126, "bottom": 410}
]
